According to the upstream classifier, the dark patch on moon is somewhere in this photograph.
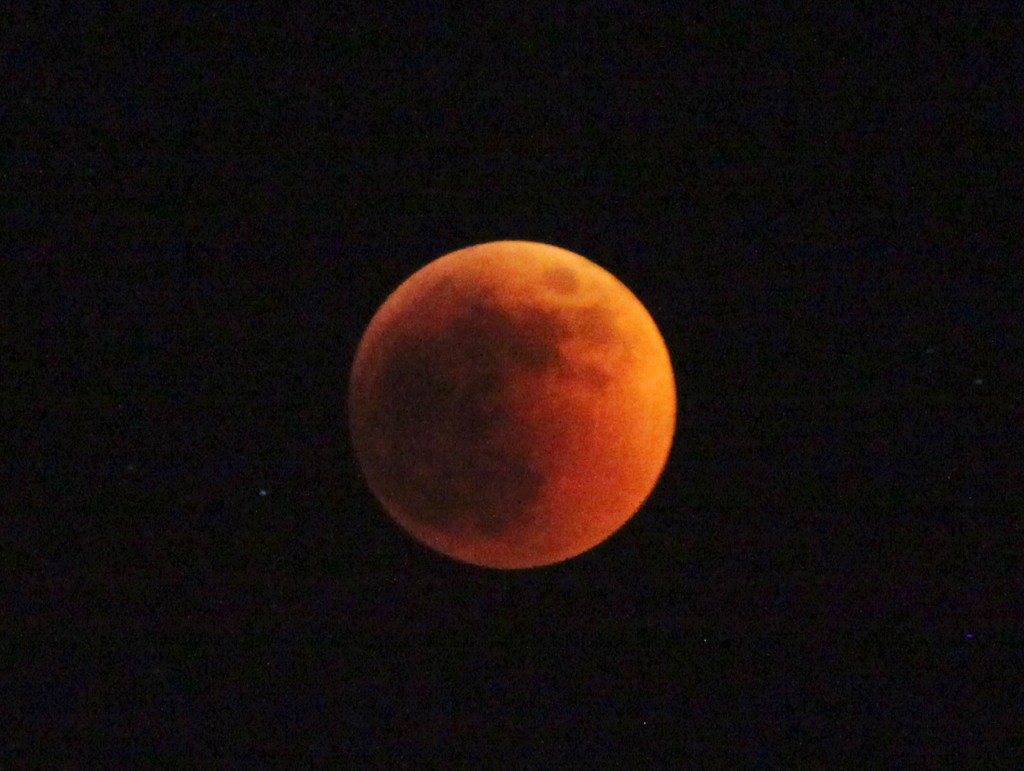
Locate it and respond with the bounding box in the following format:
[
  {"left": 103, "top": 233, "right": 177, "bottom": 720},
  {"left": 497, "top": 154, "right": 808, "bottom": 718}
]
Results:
[
  {"left": 543, "top": 265, "right": 579, "bottom": 293},
  {"left": 351, "top": 285, "right": 625, "bottom": 535},
  {"left": 564, "top": 303, "right": 618, "bottom": 345}
]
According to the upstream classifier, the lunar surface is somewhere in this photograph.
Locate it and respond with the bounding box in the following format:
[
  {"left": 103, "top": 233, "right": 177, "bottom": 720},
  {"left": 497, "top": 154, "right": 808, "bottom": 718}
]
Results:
[{"left": 347, "top": 241, "right": 676, "bottom": 569}]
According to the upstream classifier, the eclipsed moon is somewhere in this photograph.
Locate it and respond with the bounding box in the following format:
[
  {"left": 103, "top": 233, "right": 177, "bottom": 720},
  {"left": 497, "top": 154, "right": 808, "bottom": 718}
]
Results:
[{"left": 347, "top": 241, "right": 676, "bottom": 569}]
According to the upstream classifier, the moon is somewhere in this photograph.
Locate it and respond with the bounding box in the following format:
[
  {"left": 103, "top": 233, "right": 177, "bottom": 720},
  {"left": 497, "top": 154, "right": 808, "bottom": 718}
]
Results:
[{"left": 347, "top": 241, "right": 676, "bottom": 569}]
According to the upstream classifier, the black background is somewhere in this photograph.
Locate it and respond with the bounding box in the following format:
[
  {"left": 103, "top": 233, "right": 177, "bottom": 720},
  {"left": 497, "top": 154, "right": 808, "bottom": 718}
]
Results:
[{"left": 9, "top": 4, "right": 1022, "bottom": 765}]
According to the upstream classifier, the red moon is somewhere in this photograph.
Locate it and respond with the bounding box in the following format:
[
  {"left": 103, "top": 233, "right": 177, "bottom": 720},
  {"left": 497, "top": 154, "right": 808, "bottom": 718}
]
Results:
[{"left": 347, "top": 241, "right": 676, "bottom": 569}]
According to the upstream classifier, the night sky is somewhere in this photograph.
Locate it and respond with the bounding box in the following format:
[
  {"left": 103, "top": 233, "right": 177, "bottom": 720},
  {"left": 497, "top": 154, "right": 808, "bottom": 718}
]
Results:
[{"left": 10, "top": 5, "right": 1021, "bottom": 765}]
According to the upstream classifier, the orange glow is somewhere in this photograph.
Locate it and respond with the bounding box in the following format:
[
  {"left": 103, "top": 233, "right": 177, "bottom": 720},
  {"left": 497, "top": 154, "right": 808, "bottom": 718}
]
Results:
[{"left": 347, "top": 241, "right": 676, "bottom": 569}]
